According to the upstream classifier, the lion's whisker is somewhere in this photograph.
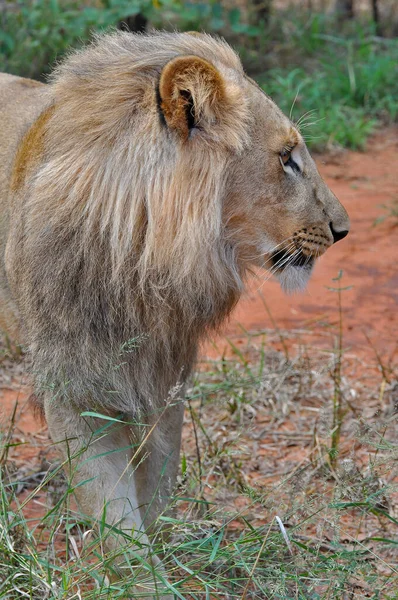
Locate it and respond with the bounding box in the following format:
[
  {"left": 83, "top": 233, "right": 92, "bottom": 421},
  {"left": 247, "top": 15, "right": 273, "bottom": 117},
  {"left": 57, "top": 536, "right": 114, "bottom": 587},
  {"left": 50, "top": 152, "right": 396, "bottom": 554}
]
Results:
[
  {"left": 295, "top": 109, "right": 318, "bottom": 128},
  {"left": 241, "top": 239, "right": 297, "bottom": 263},
  {"left": 289, "top": 87, "right": 301, "bottom": 122},
  {"left": 298, "top": 118, "right": 325, "bottom": 130},
  {"left": 261, "top": 246, "right": 302, "bottom": 280}
]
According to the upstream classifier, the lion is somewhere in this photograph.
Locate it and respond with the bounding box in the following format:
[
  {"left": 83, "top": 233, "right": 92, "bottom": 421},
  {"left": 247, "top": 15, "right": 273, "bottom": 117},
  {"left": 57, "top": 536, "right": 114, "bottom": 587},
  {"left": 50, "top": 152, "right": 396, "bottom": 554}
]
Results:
[{"left": 0, "top": 31, "right": 349, "bottom": 596}]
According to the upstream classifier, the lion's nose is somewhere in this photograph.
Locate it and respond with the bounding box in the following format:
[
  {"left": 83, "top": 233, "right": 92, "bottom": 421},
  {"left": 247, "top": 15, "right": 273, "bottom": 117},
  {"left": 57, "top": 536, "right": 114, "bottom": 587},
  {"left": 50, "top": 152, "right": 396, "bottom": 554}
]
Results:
[{"left": 330, "top": 223, "right": 349, "bottom": 244}]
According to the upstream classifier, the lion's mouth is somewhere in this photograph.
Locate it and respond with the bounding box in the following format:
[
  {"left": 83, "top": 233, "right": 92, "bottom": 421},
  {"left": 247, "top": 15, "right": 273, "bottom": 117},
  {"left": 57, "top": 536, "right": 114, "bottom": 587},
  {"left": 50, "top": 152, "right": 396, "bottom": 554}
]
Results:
[{"left": 271, "top": 249, "right": 314, "bottom": 271}]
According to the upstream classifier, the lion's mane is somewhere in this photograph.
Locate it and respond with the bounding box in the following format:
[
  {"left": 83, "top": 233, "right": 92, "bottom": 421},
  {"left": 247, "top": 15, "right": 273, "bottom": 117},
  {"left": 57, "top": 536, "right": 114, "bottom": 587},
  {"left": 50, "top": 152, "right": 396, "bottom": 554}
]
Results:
[{"left": 10, "top": 32, "right": 251, "bottom": 415}]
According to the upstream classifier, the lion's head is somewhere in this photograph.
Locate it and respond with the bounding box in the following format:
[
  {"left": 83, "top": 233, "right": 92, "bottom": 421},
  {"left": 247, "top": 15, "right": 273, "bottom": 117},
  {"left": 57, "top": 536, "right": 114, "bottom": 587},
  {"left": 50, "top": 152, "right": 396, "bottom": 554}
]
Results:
[
  {"left": 157, "top": 34, "right": 350, "bottom": 294},
  {"left": 222, "top": 78, "right": 350, "bottom": 293},
  {"left": 17, "top": 32, "right": 349, "bottom": 332}
]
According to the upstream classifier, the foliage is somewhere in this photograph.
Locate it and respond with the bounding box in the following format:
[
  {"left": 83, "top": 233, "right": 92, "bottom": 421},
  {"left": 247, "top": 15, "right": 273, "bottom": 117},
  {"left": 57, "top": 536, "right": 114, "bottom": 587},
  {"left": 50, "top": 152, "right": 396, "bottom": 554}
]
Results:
[
  {"left": 258, "top": 19, "right": 398, "bottom": 149},
  {"left": 0, "top": 0, "right": 262, "bottom": 80},
  {"left": 263, "top": 70, "right": 378, "bottom": 151},
  {"left": 0, "top": 0, "right": 151, "bottom": 79},
  {"left": 0, "top": 1, "right": 397, "bottom": 149}
]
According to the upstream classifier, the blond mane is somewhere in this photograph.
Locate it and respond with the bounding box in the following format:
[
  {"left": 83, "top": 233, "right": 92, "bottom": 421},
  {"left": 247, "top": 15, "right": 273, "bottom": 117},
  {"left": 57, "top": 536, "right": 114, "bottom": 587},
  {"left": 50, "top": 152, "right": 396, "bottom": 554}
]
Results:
[
  {"left": 4, "top": 32, "right": 260, "bottom": 417},
  {"left": 31, "top": 33, "right": 250, "bottom": 306}
]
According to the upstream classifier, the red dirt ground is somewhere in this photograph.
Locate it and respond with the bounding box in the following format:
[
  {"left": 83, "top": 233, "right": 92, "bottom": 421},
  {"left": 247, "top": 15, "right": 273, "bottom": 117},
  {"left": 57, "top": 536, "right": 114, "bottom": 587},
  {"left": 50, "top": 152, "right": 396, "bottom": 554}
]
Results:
[
  {"left": 1, "top": 126, "right": 397, "bottom": 539},
  {"left": 206, "top": 126, "right": 398, "bottom": 362}
]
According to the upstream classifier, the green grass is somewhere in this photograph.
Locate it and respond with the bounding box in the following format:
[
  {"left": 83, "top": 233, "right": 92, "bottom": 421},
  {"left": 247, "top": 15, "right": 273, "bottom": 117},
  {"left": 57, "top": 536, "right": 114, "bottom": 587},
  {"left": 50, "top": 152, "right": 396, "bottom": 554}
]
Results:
[
  {"left": 260, "top": 35, "right": 398, "bottom": 150},
  {"left": 0, "top": 2, "right": 397, "bottom": 150},
  {"left": 0, "top": 0, "right": 145, "bottom": 80},
  {"left": 1, "top": 328, "right": 397, "bottom": 598}
]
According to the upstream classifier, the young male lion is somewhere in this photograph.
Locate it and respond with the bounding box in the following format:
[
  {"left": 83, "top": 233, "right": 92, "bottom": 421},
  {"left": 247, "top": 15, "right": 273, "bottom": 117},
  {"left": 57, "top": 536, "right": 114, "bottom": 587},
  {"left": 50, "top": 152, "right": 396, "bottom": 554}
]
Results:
[{"left": 0, "top": 32, "right": 349, "bottom": 596}]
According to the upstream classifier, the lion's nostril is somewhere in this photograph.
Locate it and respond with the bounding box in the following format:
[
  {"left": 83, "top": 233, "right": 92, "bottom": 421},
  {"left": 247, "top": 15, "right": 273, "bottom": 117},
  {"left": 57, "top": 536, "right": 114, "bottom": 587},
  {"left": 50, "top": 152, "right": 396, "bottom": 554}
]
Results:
[{"left": 330, "top": 223, "right": 349, "bottom": 243}]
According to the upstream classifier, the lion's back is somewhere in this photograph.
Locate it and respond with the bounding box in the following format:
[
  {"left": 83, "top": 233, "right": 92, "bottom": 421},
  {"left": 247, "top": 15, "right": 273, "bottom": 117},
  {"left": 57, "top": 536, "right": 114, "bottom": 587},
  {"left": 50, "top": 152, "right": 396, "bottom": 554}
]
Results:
[{"left": 0, "top": 73, "right": 47, "bottom": 342}]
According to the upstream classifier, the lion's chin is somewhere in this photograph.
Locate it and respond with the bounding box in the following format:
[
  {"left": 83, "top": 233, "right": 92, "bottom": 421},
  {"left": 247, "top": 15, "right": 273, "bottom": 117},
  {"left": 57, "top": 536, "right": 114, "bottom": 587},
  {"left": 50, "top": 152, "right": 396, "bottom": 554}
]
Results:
[{"left": 276, "top": 262, "right": 314, "bottom": 294}]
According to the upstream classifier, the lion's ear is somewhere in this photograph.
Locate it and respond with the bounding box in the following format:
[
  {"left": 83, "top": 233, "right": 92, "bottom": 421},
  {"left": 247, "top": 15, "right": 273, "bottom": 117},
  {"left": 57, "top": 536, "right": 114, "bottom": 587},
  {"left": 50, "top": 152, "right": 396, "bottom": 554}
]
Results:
[{"left": 158, "top": 55, "right": 225, "bottom": 140}]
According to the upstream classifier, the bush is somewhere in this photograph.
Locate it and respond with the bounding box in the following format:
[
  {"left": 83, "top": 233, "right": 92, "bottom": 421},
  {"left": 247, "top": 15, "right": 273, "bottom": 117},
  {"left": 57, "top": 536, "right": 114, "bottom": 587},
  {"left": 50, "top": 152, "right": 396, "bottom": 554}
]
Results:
[
  {"left": 0, "top": 1, "right": 397, "bottom": 149},
  {"left": 260, "top": 27, "right": 398, "bottom": 149},
  {"left": 0, "top": 0, "right": 153, "bottom": 79}
]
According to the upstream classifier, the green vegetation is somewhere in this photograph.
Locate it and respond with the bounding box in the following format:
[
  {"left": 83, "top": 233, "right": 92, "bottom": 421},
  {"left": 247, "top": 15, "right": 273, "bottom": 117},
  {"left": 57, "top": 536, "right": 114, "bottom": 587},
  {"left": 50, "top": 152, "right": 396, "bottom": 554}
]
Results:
[
  {"left": 0, "top": 1, "right": 397, "bottom": 150},
  {"left": 261, "top": 29, "right": 398, "bottom": 149},
  {"left": 0, "top": 0, "right": 143, "bottom": 80},
  {"left": 375, "top": 198, "right": 398, "bottom": 226}
]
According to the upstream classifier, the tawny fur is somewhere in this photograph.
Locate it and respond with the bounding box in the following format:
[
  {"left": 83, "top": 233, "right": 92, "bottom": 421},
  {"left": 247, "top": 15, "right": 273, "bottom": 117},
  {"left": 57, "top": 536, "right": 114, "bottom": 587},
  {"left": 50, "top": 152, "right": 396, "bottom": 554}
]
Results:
[{"left": 0, "top": 31, "right": 349, "bottom": 594}]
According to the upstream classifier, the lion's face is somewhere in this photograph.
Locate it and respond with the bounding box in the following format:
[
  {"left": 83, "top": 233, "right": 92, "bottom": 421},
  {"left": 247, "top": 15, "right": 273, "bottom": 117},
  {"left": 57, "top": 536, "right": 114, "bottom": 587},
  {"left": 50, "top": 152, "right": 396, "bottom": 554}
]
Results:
[
  {"left": 223, "top": 80, "right": 350, "bottom": 292},
  {"left": 155, "top": 37, "right": 349, "bottom": 294}
]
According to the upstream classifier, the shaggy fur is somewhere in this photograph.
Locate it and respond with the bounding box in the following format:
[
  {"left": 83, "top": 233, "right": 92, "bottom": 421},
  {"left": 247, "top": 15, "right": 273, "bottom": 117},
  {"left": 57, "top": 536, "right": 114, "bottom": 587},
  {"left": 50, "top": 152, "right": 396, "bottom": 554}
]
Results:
[{"left": 0, "top": 31, "right": 349, "bottom": 595}]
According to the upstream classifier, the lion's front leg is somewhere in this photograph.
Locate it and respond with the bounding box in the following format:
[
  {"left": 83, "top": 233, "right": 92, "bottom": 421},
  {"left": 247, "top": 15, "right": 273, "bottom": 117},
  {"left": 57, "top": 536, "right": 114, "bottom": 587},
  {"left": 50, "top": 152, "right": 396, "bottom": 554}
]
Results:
[
  {"left": 134, "top": 400, "right": 185, "bottom": 535},
  {"left": 44, "top": 396, "right": 173, "bottom": 599}
]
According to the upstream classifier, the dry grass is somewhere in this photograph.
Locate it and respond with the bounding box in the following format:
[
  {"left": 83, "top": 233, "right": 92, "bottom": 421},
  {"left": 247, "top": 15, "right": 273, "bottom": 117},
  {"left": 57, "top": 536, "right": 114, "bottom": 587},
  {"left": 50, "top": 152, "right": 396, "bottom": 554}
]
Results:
[{"left": 0, "top": 310, "right": 397, "bottom": 598}]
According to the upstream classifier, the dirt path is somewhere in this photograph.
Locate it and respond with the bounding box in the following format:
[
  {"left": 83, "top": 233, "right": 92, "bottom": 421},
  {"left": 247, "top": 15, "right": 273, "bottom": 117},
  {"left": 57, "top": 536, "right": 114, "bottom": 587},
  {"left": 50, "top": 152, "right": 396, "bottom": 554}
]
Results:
[{"left": 206, "top": 127, "right": 398, "bottom": 362}]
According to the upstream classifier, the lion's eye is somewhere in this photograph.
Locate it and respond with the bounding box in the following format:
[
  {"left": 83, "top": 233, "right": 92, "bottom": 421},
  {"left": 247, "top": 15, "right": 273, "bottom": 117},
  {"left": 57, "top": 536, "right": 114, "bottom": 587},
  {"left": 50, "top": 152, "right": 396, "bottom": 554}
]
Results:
[
  {"left": 280, "top": 149, "right": 291, "bottom": 165},
  {"left": 279, "top": 146, "right": 301, "bottom": 174}
]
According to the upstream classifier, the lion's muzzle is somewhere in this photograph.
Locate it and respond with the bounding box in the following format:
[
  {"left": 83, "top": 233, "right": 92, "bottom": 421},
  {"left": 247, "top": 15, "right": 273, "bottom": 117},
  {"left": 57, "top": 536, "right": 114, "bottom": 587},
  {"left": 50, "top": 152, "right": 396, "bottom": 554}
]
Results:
[
  {"left": 271, "top": 220, "right": 349, "bottom": 272},
  {"left": 292, "top": 225, "right": 334, "bottom": 258}
]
